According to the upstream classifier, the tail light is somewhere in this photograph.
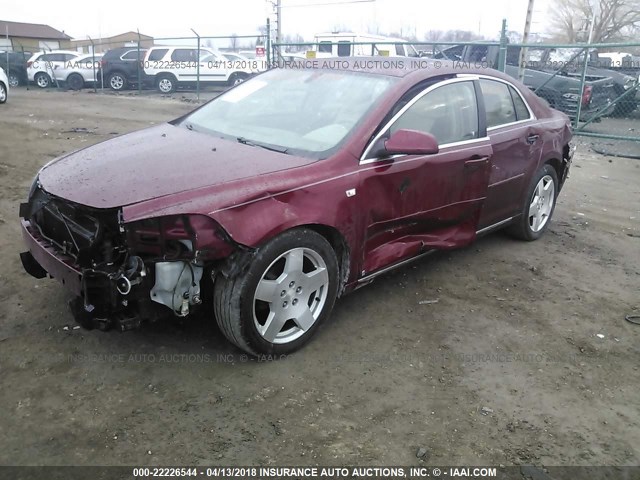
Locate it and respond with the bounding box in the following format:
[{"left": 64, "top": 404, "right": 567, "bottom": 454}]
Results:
[
  {"left": 581, "top": 85, "right": 592, "bottom": 106},
  {"left": 27, "top": 61, "right": 33, "bottom": 68},
  {"left": 100, "top": 59, "right": 107, "bottom": 68}
]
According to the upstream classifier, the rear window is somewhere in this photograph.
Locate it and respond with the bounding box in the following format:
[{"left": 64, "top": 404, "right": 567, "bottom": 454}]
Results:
[
  {"left": 171, "top": 49, "right": 198, "bottom": 61},
  {"left": 122, "top": 50, "right": 144, "bottom": 60},
  {"left": 480, "top": 79, "right": 517, "bottom": 128},
  {"left": 148, "top": 49, "right": 168, "bottom": 61}
]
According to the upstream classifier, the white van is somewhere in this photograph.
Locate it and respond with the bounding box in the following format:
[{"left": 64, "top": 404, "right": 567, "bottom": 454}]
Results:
[{"left": 311, "top": 32, "right": 419, "bottom": 58}]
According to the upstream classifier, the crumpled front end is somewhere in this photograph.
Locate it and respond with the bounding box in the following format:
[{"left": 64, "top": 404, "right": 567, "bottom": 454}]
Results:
[{"left": 19, "top": 183, "right": 238, "bottom": 331}]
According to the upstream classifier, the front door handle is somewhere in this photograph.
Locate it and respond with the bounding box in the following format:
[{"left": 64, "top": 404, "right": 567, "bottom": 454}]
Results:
[{"left": 526, "top": 134, "right": 540, "bottom": 144}]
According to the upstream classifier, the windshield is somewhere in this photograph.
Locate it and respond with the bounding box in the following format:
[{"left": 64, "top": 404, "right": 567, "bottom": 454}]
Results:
[{"left": 182, "top": 68, "right": 397, "bottom": 157}]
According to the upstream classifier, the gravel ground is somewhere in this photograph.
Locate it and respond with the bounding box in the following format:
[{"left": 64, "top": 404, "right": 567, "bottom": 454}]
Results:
[{"left": 0, "top": 88, "right": 639, "bottom": 468}]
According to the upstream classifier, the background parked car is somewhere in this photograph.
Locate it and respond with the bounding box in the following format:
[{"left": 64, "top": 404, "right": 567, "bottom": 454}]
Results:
[
  {"left": 430, "top": 44, "right": 616, "bottom": 121},
  {"left": 143, "top": 46, "right": 252, "bottom": 93},
  {"left": 100, "top": 47, "right": 148, "bottom": 91},
  {"left": 0, "top": 51, "right": 31, "bottom": 87},
  {"left": 527, "top": 47, "right": 638, "bottom": 116},
  {"left": 0, "top": 66, "right": 8, "bottom": 104},
  {"left": 222, "top": 51, "right": 266, "bottom": 73},
  {"left": 27, "top": 50, "right": 82, "bottom": 88},
  {"left": 53, "top": 53, "right": 103, "bottom": 90}
]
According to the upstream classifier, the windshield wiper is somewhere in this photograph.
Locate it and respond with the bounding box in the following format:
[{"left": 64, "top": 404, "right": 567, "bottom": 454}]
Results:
[{"left": 237, "top": 136, "right": 289, "bottom": 154}]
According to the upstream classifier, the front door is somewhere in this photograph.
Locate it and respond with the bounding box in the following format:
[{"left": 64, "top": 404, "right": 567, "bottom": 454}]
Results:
[{"left": 359, "top": 78, "right": 493, "bottom": 275}]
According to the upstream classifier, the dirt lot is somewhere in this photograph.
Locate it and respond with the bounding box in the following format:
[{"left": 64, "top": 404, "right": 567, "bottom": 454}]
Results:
[{"left": 0, "top": 88, "right": 639, "bottom": 468}]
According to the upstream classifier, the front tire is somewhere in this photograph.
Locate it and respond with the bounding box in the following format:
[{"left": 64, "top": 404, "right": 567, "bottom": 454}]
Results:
[
  {"left": 108, "top": 72, "right": 127, "bottom": 91},
  {"left": 0, "top": 82, "right": 6, "bottom": 104},
  {"left": 35, "top": 72, "right": 51, "bottom": 88},
  {"left": 214, "top": 229, "right": 339, "bottom": 356},
  {"left": 67, "top": 73, "right": 84, "bottom": 91},
  {"left": 8, "top": 72, "right": 20, "bottom": 88},
  {"left": 508, "top": 164, "right": 558, "bottom": 241}
]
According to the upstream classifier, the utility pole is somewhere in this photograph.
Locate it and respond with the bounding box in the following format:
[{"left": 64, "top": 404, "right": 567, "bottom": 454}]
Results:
[
  {"left": 276, "top": 0, "right": 282, "bottom": 46},
  {"left": 518, "top": 0, "right": 535, "bottom": 81}
]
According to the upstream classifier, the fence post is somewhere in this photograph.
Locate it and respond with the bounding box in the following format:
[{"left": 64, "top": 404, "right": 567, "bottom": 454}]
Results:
[
  {"left": 137, "top": 30, "right": 142, "bottom": 95},
  {"left": 574, "top": 13, "right": 596, "bottom": 128},
  {"left": 191, "top": 29, "right": 201, "bottom": 102},
  {"left": 497, "top": 19, "right": 507, "bottom": 72},
  {"left": 266, "top": 18, "right": 271, "bottom": 67},
  {"left": 90, "top": 38, "right": 97, "bottom": 93}
]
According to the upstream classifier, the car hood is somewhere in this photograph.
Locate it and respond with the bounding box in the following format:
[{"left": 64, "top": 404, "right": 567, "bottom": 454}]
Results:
[{"left": 38, "top": 124, "right": 316, "bottom": 209}]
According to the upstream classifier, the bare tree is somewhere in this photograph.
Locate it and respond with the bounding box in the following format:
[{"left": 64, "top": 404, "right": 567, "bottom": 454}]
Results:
[
  {"left": 229, "top": 33, "right": 238, "bottom": 51},
  {"left": 548, "top": 0, "right": 640, "bottom": 42}
]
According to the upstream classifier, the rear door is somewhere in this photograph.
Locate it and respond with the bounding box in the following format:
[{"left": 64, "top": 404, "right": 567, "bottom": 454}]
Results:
[
  {"left": 358, "top": 78, "right": 493, "bottom": 275},
  {"left": 170, "top": 48, "right": 200, "bottom": 82},
  {"left": 477, "top": 78, "right": 540, "bottom": 229}
]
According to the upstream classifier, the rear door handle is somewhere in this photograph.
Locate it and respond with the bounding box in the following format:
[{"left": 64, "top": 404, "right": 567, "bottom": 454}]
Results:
[
  {"left": 526, "top": 134, "right": 540, "bottom": 144},
  {"left": 464, "top": 155, "right": 489, "bottom": 171}
]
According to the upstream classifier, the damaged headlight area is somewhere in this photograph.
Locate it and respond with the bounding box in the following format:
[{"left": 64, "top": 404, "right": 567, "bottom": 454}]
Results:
[{"left": 20, "top": 186, "right": 237, "bottom": 331}]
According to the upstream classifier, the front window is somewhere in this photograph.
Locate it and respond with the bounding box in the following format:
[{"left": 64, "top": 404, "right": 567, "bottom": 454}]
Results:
[
  {"left": 182, "top": 69, "right": 397, "bottom": 157},
  {"left": 389, "top": 81, "right": 478, "bottom": 145}
]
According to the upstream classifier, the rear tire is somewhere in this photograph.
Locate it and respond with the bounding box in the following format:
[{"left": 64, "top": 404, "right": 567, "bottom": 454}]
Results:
[
  {"left": 214, "top": 229, "right": 339, "bottom": 356},
  {"left": 0, "top": 82, "right": 7, "bottom": 104},
  {"left": 35, "top": 72, "right": 50, "bottom": 88},
  {"left": 156, "top": 74, "right": 176, "bottom": 93},
  {"left": 67, "top": 73, "right": 84, "bottom": 91},
  {"left": 228, "top": 72, "right": 248, "bottom": 87},
  {"left": 507, "top": 164, "right": 558, "bottom": 241}
]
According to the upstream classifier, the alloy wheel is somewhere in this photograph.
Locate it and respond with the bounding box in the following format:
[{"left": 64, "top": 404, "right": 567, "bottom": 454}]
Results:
[
  {"left": 253, "top": 247, "right": 329, "bottom": 344},
  {"left": 528, "top": 174, "right": 555, "bottom": 232},
  {"left": 158, "top": 78, "right": 173, "bottom": 93},
  {"left": 110, "top": 75, "right": 124, "bottom": 90}
]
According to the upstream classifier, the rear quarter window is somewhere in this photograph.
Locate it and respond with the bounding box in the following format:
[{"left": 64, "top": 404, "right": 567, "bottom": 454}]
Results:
[
  {"left": 122, "top": 50, "right": 144, "bottom": 60},
  {"left": 508, "top": 85, "right": 531, "bottom": 121}
]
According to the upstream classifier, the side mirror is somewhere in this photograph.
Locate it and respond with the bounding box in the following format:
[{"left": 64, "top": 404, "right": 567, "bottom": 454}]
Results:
[{"left": 384, "top": 129, "right": 439, "bottom": 156}]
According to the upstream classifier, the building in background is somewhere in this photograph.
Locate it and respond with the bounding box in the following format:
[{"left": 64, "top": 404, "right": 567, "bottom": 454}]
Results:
[
  {"left": 0, "top": 20, "right": 71, "bottom": 53},
  {"left": 69, "top": 32, "right": 154, "bottom": 54}
]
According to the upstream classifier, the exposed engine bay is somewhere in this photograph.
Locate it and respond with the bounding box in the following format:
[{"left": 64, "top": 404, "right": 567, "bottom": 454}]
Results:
[{"left": 20, "top": 185, "right": 234, "bottom": 331}]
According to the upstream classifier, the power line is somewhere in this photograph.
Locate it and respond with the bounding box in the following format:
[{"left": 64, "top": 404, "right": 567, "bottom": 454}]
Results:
[{"left": 281, "top": 0, "right": 375, "bottom": 8}]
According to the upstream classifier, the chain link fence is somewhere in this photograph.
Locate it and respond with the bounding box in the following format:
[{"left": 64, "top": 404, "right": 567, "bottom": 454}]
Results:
[{"left": 4, "top": 24, "right": 638, "bottom": 157}]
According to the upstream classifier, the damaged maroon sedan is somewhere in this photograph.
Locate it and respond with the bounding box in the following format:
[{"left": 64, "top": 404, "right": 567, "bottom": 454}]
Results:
[{"left": 20, "top": 59, "right": 574, "bottom": 355}]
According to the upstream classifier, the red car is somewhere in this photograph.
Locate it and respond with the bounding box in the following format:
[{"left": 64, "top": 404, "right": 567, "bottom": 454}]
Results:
[{"left": 20, "top": 59, "right": 574, "bottom": 355}]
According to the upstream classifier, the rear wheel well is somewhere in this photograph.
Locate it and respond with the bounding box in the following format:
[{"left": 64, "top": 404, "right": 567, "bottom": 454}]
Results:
[{"left": 545, "top": 157, "right": 565, "bottom": 186}]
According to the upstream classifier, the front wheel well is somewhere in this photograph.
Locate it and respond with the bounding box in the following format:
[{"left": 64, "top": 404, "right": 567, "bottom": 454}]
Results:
[{"left": 302, "top": 224, "right": 350, "bottom": 297}]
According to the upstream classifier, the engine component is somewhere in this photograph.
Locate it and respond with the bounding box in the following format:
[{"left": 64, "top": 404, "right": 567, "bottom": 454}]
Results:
[{"left": 150, "top": 261, "right": 203, "bottom": 316}]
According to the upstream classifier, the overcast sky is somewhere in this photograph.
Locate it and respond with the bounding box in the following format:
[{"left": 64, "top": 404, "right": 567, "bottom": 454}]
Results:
[{"left": 4, "top": 0, "right": 553, "bottom": 41}]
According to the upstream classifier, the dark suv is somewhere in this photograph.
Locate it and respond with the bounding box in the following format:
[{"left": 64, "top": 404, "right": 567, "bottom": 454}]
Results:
[
  {"left": 100, "top": 47, "right": 147, "bottom": 91},
  {"left": 0, "top": 51, "right": 31, "bottom": 87}
]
